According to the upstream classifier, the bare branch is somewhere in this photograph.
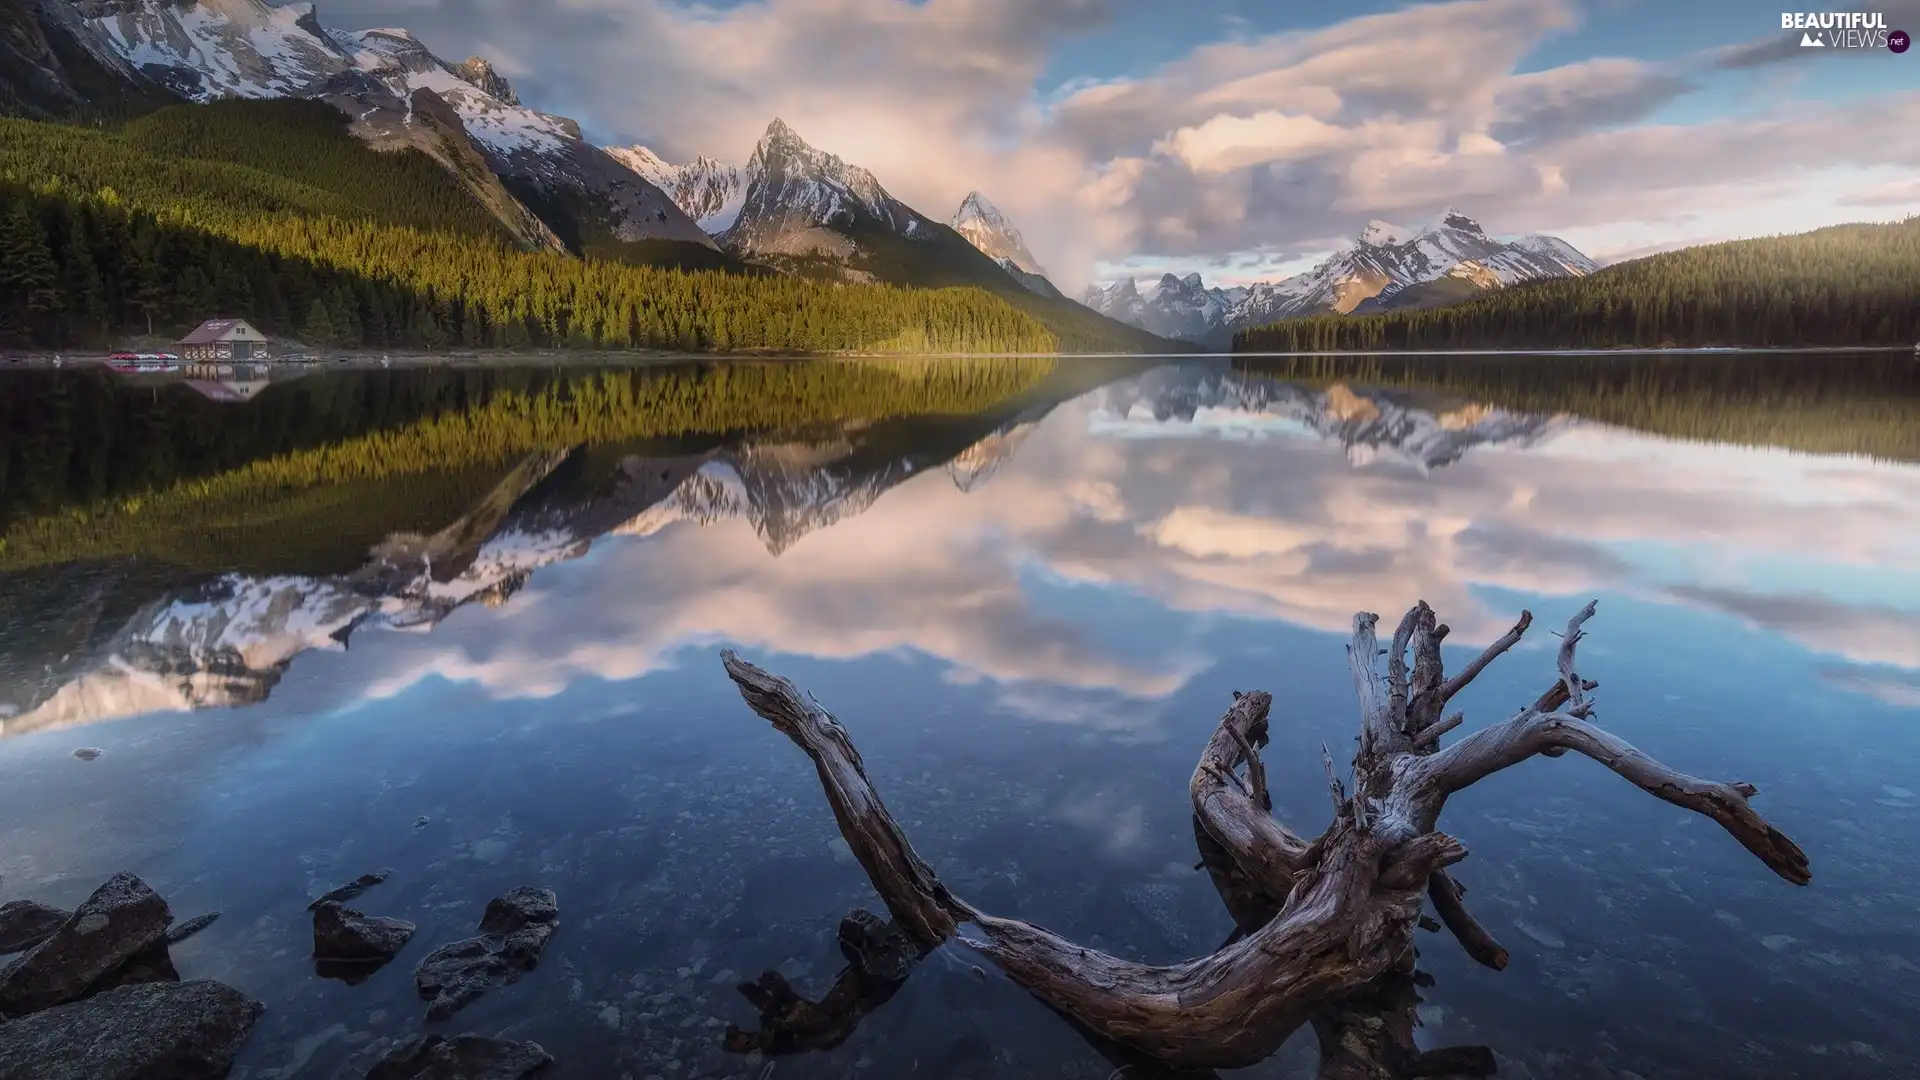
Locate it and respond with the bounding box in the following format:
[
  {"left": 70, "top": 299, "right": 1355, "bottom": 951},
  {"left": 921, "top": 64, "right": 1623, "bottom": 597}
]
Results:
[
  {"left": 1553, "top": 600, "right": 1599, "bottom": 716},
  {"left": 1407, "top": 614, "right": 1448, "bottom": 732},
  {"left": 1378, "top": 833, "right": 1468, "bottom": 890},
  {"left": 1348, "top": 612, "right": 1390, "bottom": 747},
  {"left": 721, "top": 650, "right": 962, "bottom": 944},
  {"left": 1427, "top": 871, "right": 1509, "bottom": 971},
  {"left": 1412, "top": 712, "right": 1463, "bottom": 750},
  {"left": 1420, "top": 711, "right": 1810, "bottom": 885},
  {"left": 1191, "top": 692, "right": 1314, "bottom": 902},
  {"left": 1387, "top": 605, "right": 1422, "bottom": 725},
  {"left": 1438, "top": 609, "right": 1533, "bottom": 705}
]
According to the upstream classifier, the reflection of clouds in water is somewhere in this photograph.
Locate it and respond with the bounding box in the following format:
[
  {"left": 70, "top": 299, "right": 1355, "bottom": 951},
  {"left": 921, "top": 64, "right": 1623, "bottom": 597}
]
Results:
[
  {"left": 341, "top": 396, "right": 1920, "bottom": 726},
  {"left": 1818, "top": 667, "right": 1920, "bottom": 710},
  {"left": 1053, "top": 787, "right": 1152, "bottom": 858}
]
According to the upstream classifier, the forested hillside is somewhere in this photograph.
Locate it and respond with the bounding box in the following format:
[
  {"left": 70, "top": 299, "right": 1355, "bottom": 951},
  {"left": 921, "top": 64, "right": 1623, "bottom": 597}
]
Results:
[
  {"left": 0, "top": 101, "right": 1075, "bottom": 355},
  {"left": 1234, "top": 219, "right": 1920, "bottom": 351}
]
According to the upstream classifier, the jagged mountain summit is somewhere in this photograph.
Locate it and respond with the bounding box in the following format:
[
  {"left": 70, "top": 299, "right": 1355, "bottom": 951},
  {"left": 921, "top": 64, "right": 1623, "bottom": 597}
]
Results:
[
  {"left": 1083, "top": 273, "right": 1248, "bottom": 345},
  {"left": 1225, "top": 208, "right": 1599, "bottom": 328},
  {"left": 1086, "top": 210, "right": 1598, "bottom": 343},
  {"left": 712, "top": 117, "right": 931, "bottom": 264},
  {"left": 606, "top": 145, "right": 746, "bottom": 232},
  {"left": 75, "top": 0, "right": 712, "bottom": 249},
  {"left": 951, "top": 191, "right": 1041, "bottom": 273},
  {"left": 949, "top": 191, "right": 1064, "bottom": 298}
]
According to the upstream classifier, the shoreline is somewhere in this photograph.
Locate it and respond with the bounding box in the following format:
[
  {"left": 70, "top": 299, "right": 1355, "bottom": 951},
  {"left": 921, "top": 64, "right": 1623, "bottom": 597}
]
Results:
[{"left": 0, "top": 344, "right": 1910, "bottom": 371}]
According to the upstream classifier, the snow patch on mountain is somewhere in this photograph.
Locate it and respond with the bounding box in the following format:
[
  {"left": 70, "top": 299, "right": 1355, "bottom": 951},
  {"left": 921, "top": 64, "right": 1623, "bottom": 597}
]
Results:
[
  {"left": 607, "top": 146, "right": 747, "bottom": 233},
  {"left": 86, "top": 0, "right": 367, "bottom": 100},
  {"left": 334, "top": 27, "right": 570, "bottom": 157},
  {"left": 951, "top": 191, "right": 1044, "bottom": 276}
]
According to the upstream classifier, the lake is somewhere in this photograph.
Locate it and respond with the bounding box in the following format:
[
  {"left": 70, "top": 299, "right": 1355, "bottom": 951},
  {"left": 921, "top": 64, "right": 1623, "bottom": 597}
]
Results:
[{"left": 1, "top": 352, "right": 1917, "bottom": 1080}]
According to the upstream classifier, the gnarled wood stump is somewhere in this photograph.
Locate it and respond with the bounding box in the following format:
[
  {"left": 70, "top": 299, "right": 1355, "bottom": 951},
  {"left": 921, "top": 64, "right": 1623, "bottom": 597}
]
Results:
[{"left": 720, "top": 600, "right": 1809, "bottom": 1071}]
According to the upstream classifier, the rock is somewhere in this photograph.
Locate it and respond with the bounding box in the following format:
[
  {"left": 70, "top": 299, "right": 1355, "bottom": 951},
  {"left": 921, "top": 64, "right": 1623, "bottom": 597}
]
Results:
[
  {"left": 87, "top": 943, "right": 179, "bottom": 995},
  {"left": 478, "top": 887, "right": 558, "bottom": 936},
  {"left": 365, "top": 1033, "right": 553, "bottom": 1079},
  {"left": 71, "top": 748, "right": 102, "bottom": 761},
  {"left": 0, "top": 901, "right": 69, "bottom": 956},
  {"left": 0, "top": 979, "right": 261, "bottom": 1080},
  {"left": 315, "top": 902, "right": 416, "bottom": 962},
  {"left": 415, "top": 887, "right": 558, "bottom": 1021},
  {"left": 0, "top": 873, "right": 171, "bottom": 1017},
  {"left": 164, "top": 912, "right": 221, "bottom": 946},
  {"left": 308, "top": 869, "right": 395, "bottom": 911}
]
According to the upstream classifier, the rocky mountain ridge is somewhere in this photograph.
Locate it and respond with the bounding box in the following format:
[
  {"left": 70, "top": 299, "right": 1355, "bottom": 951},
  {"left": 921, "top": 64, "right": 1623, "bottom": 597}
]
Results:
[
  {"left": 72, "top": 0, "right": 713, "bottom": 249},
  {"left": 1086, "top": 209, "right": 1599, "bottom": 343}
]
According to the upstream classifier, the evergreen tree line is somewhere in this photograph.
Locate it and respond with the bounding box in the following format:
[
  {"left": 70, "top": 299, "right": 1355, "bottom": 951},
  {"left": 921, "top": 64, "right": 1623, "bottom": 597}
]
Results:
[
  {"left": 0, "top": 102, "right": 1062, "bottom": 355},
  {"left": 1237, "top": 353, "right": 1920, "bottom": 462},
  {"left": 1234, "top": 219, "right": 1920, "bottom": 351}
]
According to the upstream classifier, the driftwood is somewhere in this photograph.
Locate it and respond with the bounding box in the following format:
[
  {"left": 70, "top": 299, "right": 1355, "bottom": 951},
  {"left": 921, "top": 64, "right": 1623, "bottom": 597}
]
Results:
[{"left": 719, "top": 600, "right": 1809, "bottom": 1070}]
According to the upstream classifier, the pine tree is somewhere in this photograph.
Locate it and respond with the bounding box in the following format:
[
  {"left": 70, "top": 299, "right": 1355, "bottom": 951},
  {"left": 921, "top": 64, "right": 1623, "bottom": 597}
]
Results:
[
  {"left": 0, "top": 202, "right": 59, "bottom": 347},
  {"left": 302, "top": 296, "right": 336, "bottom": 348}
]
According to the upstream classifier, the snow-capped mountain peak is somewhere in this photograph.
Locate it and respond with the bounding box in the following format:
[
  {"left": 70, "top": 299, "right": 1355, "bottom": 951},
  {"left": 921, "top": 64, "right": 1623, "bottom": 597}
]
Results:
[
  {"left": 1083, "top": 271, "right": 1240, "bottom": 343},
  {"left": 1213, "top": 209, "right": 1599, "bottom": 332},
  {"left": 451, "top": 55, "right": 517, "bottom": 105},
  {"left": 607, "top": 145, "right": 746, "bottom": 233},
  {"left": 951, "top": 191, "right": 1045, "bottom": 276},
  {"left": 83, "top": 0, "right": 714, "bottom": 249},
  {"left": 716, "top": 117, "right": 927, "bottom": 257},
  {"left": 1360, "top": 219, "right": 1408, "bottom": 246}
]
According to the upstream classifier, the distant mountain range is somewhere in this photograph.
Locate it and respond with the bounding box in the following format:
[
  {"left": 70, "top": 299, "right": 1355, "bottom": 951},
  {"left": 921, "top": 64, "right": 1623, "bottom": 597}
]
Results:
[
  {"left": 1085, "top": 210, "right": 1601, "bottom": 345},
  {"left": 0, "top": 363, "right": 1573, "bottom": 736}
]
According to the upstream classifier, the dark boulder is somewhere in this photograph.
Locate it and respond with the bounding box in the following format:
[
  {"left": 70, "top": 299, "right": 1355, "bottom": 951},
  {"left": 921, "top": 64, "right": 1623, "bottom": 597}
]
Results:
[
  {"left": 0, "top": 979, "right": 262, "bottom": 1080},
  {"left": 0, "top": 901, "right": 69, "bottom": 956},
  {"left": 365, "top": 1033, "right": 553, "bottom": 1079},
  {"left": 0, "top": 873, "right": 171, "bottom": 1017},
  {"left": 415, "top": 887, "right": 558, "bottom": 1020},
  {"left": 315, "top": 902, "right": 416, "bottom": 963},
  {"left": 308, "top": 869, "right": 395, "bottom": 911}
]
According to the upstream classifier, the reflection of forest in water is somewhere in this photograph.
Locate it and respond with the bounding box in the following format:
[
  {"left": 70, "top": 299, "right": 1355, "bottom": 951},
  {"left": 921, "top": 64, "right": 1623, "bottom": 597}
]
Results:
[{"left": 1237, "top": 351, "right": 1920, "bottom": 462}]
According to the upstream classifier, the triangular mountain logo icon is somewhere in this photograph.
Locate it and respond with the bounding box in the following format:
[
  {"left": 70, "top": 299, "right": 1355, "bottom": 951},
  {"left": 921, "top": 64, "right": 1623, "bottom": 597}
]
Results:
[{"left": 1800, "top": 30, "right": 1825, "bottom": 46}]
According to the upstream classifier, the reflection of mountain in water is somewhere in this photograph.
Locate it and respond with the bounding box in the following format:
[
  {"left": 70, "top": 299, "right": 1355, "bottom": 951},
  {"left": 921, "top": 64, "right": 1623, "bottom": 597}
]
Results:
[
  {"left": 0, "top": 364, "right": 1574, "bottom": 734},
  {"left": 1094, "top": 365, "right": 1567, "bottom": 473}
]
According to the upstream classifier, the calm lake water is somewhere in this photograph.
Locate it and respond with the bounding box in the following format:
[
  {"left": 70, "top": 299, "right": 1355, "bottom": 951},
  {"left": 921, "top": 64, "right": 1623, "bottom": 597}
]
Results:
[{"left": 2, "top": 353, "right": 1918, "bottom": 1079}]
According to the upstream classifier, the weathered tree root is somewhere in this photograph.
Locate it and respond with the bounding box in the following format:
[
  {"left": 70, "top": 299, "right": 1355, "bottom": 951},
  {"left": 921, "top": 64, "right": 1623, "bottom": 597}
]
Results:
[{"left": 719, "top": 599, "right": 1809, "bottom": 1070}]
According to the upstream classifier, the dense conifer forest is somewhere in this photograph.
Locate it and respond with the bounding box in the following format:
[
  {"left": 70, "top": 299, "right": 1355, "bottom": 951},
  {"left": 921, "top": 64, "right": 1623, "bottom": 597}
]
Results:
[
  {"left": 1234, "top": 219, "right": 1920, "bottom": 351},
  {"left": 0, "top": 100, "right": 1077, "bottom": 355}
]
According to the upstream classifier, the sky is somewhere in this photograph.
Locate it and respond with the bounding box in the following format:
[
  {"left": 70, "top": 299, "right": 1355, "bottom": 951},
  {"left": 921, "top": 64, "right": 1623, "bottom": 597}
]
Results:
[{"left": 321, "top": 0, "right": 1920, "bottom": 291}]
